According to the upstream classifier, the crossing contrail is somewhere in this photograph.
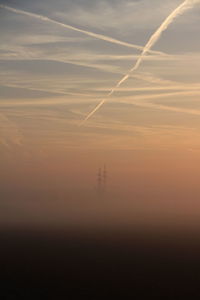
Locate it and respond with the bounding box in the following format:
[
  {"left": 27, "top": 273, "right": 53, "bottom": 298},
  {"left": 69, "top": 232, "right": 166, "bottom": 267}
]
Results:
[
  {"left": 0, "top": 4, "right": 164, "bottom": 56},
  {"left": 82, "top": 0, "right": 200, "bottom": 124}
]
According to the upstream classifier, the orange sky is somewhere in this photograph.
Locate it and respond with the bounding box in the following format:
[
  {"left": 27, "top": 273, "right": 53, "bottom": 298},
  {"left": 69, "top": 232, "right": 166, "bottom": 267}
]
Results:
[{"left": 1, "top": 0, "right": 200, "bottom": 229}]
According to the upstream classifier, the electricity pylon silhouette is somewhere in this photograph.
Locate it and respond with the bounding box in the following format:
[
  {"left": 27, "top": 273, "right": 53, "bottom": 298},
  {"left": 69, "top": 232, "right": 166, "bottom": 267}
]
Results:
[
  {"left": 103, "top": 164, "right": 107, "bottom": 192},
  {"left": 96, "top": 165, "right": 107, "bottom": 196},
  {"left": 97, "top": 167, "right": 102, "bottom": 194}
]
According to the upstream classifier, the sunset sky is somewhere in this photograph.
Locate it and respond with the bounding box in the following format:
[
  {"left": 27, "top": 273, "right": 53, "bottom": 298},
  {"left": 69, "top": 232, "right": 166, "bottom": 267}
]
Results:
[{"left": 1, "top": 0, "right": 200, "bottom": 229}]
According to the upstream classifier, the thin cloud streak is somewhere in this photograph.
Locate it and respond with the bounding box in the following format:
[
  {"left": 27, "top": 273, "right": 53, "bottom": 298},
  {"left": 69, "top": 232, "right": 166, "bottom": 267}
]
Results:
[
  {"left": 0, "top": 113, "right": 23, "bottom": 149},
  {"left": 82, "top": 120, "right": 197, "bottom": 139},
  {"left": 2, "top": 82, "right": 200, "bottom": 101},
  {"left": 1, "top": 90, "right": 200, "bottom": 108},
  {"left": 131, "top": 100, "right": 200, "bottom": 116},
  {"left": 0, "top": 83, "right": 94, "bottom": 98},
  {"left": 0, "top": 4, "right": 165, "bottom": 55},
  {"left": 97, "top": 85, "right": 200, "bottom": 93},
  {"left": 82, "top": 0, "right": 200, "bottom": 123},
  {"left": 120, "top": 90, "right": 200, "bottom": 102},
  {"left": 2, "top": 44, "right": 200, "bottom": 93}
]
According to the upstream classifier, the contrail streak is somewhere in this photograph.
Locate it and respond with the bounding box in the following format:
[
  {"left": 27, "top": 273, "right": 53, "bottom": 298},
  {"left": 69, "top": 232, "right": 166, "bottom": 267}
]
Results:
[
  {"left": 131, "top": 100, "right": 200, "bottom": 117},
  {"left": 0, "top": 4, "right": 164, "bottom": 56},
  {"left": 82, "top": 0, "right": 200, "bottom": 123}
]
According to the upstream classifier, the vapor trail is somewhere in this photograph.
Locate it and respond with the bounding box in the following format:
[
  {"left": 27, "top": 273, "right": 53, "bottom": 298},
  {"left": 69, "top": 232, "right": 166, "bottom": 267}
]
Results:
[
  {"left": 82, "top": 0, "right": 200, "bottom": 123},
  {"left": 131, "top": 100, "right": 200, "bottom": 117},
  {"left": 0, "top": 4, "right": 163, "bottom": 56}
]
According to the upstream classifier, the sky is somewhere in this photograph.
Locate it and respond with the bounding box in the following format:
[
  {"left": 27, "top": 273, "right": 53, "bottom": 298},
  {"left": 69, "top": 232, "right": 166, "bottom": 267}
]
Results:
[{"left": 1, "top": 0, "right": 200, "bottom": 230}]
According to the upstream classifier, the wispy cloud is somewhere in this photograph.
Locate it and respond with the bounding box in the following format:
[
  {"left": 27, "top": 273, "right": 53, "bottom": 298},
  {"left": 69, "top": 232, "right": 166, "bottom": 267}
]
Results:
[
  {"left": 1, "top": 0, "right": 200, "bottom": 154},
  {"left": 0, "top": 4, "right": 165, "bottom": 55},
  {"left": 0, "top": 113, "right": 24, "bottom": 149},
  {"left": 131, "top": 100, "right": 200, "bottom": 116},
  {"left": 82, "top": 0, "right": 200, "bottom": 123}
]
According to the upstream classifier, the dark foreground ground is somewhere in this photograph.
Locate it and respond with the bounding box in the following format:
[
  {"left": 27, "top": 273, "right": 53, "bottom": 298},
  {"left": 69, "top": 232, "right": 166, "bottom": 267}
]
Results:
[{"left": 1, "top": 227, "right": 200, "bottom": 299}]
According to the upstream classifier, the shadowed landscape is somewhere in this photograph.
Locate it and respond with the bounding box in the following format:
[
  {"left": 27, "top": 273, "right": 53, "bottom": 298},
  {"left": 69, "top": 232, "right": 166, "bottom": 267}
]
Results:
[{"left": 1, "top": 227, "right": 200, "bottom": 298}]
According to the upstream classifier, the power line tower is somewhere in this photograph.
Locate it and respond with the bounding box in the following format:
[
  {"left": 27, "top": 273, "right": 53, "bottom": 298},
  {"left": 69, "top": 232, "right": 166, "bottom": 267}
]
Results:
[
  {"left": 97, "top": 167, "right": 102, "bottom": 195},
  {"left": 103, "top": 164, "right": 107, "bottom": 192},
  {"left": 96, "top": 164, "right": 107, "bottom": 196}
]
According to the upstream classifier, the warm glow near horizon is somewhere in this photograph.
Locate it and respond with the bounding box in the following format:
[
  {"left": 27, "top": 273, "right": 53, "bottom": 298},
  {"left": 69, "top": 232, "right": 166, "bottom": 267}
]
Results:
[{"left": 1, "top": 0, "right": 200, "bottom": 229}]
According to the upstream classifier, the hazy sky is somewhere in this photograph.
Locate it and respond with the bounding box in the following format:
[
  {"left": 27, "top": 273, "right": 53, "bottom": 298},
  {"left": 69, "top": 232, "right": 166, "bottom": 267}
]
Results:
[{"left": 1, "top": 0, "right": 200, "bottom": 229}]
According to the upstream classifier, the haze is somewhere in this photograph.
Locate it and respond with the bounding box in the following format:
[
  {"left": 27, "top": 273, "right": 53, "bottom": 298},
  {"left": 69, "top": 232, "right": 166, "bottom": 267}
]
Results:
[{"left": 1, "top": 0, "right": 200, "bottom": 230}]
